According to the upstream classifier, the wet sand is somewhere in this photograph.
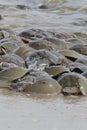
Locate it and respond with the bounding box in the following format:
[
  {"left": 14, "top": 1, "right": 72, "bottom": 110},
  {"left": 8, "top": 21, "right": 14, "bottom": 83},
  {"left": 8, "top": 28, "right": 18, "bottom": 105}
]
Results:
[{"left": 0, "top": 89, "right": 86, "bottom": 130}]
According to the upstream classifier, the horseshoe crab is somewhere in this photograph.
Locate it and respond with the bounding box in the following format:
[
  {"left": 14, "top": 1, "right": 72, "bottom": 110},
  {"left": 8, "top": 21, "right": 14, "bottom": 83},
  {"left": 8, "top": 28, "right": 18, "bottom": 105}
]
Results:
[
  {"left": 0, "top": 28, "right": 15, "bottom": 40},
  {"left": 82, "top": 71, "right": 87, "bottom": 78},
  {"left": 74, "top": 32, "right": 87, "bottom": 43},
  {"left": 14, "top": 45, "right": 35, "bottom": 59},
  {"left": 0, "top": 53, "right": 25, "bottom": 67},
  {"left": 45, "top": 65, "right": 70, "bottom": 77},
  {"left": 70, "top": 65, "right": 87, "bottom": 73},
  {"left": 23, "top": 78, "right": 61, "bottom": 94},
  {"left": 55, "top": 32, "right": 77, "bottom": 40},
  {"left": 68, "top": 62, "right": 87, "bottom": 73},
  {"left": 67, "top": 38, "right": 85, "bottom": 47},
  {"left": 68, "top": 62, "right": 84, "bottom": 72},
  {"left": 70, "top": 44, "right": 87, "bottom": 55},
  {"left": 25, "top": 49, "right": 59, "bottom": 70},
  {"left": 0, "top": 30, "right": 10, "bottom": 40},
  {"left": 11, "top": 70, "right": 62, "bottom": 94},
  {"left": 75, "top": 57, "right": 87, "bottom": 65},
  {"left": 29, "top": 37, "right": 67, "bottom": 52},
  {"left": 43, "top": 37, "right": 68, "bottom": 50},
  {"left": 18, "top": 29, "right": 53, "bottom": 40},
  {"left": 0, "top": 67, "right": 28, "bottom": 82},
  {"left": 59, "top": 50, "right": 83, "bottom": 61},
  {"left": 57, "top": 72, "right": 87, "bottom": 95},
  {"left": 0, "top": 41, "right": 18, "bottom": 53}
]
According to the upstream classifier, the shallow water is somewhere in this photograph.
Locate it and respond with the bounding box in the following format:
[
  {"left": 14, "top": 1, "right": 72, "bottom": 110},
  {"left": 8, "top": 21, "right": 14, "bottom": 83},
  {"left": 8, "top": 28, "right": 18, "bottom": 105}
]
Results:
[
  {"left": 0, "top": 0, "right": 87, "bottom": 129},
  {"left": 0, "top": 0, "right": 87, "bottom": 34}
]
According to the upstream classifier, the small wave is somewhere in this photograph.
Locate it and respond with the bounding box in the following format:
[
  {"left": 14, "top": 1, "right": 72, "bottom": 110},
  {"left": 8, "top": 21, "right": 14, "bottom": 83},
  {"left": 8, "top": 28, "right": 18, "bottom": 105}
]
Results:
[
  {"left": 0, "top": 0, "right": 67, "bottom": 8},
  {"left": 78, "top": 5, "right": 87, "bottom": 12}
]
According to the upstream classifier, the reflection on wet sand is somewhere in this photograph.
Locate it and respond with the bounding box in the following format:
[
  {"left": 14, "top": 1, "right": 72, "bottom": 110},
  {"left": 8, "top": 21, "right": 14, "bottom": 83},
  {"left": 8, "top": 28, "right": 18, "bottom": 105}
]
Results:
[{"left": 0, "top": 88, "right": 87, "bottom": 130}]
